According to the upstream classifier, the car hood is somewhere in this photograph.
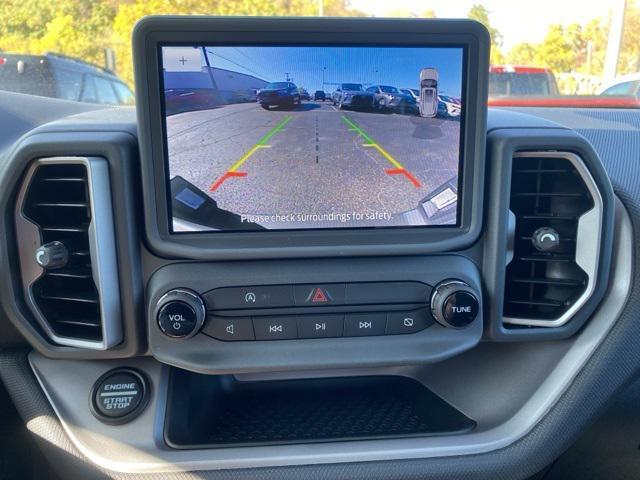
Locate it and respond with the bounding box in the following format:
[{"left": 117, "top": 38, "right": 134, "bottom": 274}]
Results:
[
  {"left": 260, "top": 88, "right": 288, "bottom": 93},
  {"left": 342, "top": 90, "right": 373, "bottom": 95}
]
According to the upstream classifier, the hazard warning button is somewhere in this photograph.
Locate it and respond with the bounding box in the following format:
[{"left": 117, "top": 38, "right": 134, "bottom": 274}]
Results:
[{"left": 294, "top": 284, "right": 346, "bottom": 306}]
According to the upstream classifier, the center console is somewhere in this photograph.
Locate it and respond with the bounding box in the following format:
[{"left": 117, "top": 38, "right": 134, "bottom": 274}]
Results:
[{"left": 133, "top": 16, "right": 490, "bottom": 373}]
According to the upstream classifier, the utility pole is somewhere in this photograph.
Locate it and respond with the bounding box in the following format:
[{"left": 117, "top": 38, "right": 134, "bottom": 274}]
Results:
[
  {"left": 285, "top": 72, "right": 290, "bottom": 81},
  {"left": 202, "top": 47, "right": 223, "bottom": 106},
  {"left": 604, "top": 0, "right": 626, "bottom": 82},
  {"left": 322, "top": 66, "right": 326, "bottom": 89}
]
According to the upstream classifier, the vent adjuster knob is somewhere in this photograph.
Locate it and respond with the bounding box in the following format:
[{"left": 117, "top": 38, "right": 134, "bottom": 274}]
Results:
[
  {"left": 34, "top": 241, "right": 69, "bottom": 269},
  {"left": 532, "top": 227, "right": 561, "bottom": 252}
]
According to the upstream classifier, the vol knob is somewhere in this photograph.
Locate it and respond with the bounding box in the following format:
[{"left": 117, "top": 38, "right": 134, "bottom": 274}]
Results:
[
  {"left": 430, "top": 280, "right": 479, "bottom": 329},
  {"left": 155, "top": 289, "right": 206, "bottom": 339}
]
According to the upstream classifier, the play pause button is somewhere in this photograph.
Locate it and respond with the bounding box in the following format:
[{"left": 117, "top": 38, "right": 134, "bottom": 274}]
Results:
[{"left": 297, "top": 315, "right": 344, "bottom": 338}]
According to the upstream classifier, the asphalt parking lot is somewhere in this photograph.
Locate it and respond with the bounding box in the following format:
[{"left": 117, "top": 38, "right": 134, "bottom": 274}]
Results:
[{"left": 166, "top": 101, "right": 460, "bottom": 229}]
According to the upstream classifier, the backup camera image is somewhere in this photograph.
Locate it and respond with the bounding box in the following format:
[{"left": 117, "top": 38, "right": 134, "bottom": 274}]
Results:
[{"left": 160, "top": 45, "right": 464, "bottom": 232}]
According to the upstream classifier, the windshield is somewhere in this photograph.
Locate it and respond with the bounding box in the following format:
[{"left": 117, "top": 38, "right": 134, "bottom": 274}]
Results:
[
  {"left": 1, "top": 0, "right": 639, "bottom": 108},
  {"left": 264, "top": 82, "right": 290, "bottom": 90}
]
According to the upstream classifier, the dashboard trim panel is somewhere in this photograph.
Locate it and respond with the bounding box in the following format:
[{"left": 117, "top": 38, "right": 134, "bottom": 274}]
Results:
[{"left": 26, "top": 198, "right": 631, "bottom": 473}]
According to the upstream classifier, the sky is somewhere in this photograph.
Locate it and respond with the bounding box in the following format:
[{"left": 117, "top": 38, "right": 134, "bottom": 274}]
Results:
[
  {"left": 203, "top": 46, "right": 464, "bottom": 95},
  {"left": 350, "top": 0, "right": 617, "bottom": 51}
]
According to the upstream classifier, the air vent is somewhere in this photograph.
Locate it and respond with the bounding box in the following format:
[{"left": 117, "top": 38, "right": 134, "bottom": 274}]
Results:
[
  {"left": 504, "top": 152, "right": 603, "bottom": 328},
  {"left": 15, "top": 157, "right": 121, "bottom": 349}
]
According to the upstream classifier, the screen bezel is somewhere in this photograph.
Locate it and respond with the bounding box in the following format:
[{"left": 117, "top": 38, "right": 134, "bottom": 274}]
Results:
[{"left": 134, "top": 16, "right": 489, "bottom": 259}]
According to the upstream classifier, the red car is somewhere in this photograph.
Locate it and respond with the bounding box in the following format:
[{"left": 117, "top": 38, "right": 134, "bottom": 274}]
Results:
[{"left": 489, "top": 65, "right": 559, "bottom": 97}]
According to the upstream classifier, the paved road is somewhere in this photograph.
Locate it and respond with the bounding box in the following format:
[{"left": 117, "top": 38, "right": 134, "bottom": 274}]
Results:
[{"left": 167, "top": 101, "right": 460, "bottom": 229}]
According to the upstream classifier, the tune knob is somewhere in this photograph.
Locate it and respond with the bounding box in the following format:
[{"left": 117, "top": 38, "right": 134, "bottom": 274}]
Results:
[
  {"left": 430, "top": 280, "right": 479, "bottom": 329},
  {"left": 155, "top": 289, "right": 206, "bottom": 339}
]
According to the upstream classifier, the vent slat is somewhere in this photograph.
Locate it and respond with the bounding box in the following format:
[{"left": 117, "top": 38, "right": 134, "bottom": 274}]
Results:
[
  {"left": 519, "top": 236, "right": 576, "bottom": 242},
  {"left": 517, "top": 254, "right": 573, "bottom": 263},
  {"left": 520, "top": 214, "right": 577, "bottom": 220},
  {"left": 45, "top": 270, "right": 93, "bottom": 280},
  {"left": 34, "top": 202, "right": 88, "bottom": 208},
  {"left": 504, "top": 155, "right": 594, "bottom": 323},
  {"left": 53, "top": 319, "right": 101, "bottom": 328},
  {"left": 41, "top": 226, "right": 87, "bottom": 233},
  {"left": 516, "top": 168, "right": 572, "bottom": 174},
  {"left": 39, "top": 294, "right": 98, "bottom": 304},
  {"left": 506, "top": 298, "right": 564, "bottom": 307},
  {"left": 40, "top": 177, "right": 85, "bottom": 183},
  {"left": 510, "top": 277, "right": 585, "bottom": 287},
  {"left": 512, "top": 192, "right": 584, "bottom": 197}
]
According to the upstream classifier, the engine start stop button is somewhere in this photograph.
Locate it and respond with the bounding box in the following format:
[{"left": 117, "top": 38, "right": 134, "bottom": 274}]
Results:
[{"left": 90, "top": 368, "right": 149, "bottom": 425}]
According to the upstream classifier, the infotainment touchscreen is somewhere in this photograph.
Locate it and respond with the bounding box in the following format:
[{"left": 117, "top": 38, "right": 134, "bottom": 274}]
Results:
[{"left": 160, "top": 45, "right": 466, "bottom": 232}]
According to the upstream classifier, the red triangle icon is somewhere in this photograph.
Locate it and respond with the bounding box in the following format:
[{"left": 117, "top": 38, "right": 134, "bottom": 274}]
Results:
[{"left": 311, "top": 288, "right": 328, "bottom": 303}]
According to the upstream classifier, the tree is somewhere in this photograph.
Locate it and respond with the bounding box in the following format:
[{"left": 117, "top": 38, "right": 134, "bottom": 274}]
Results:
[
  {"left": 111, "top": 0, "right": 365, "bottom": 87},
  {"left": 467, "top": 4, "right": 502, "bottom": 47},
  {"left": 467, "top": 3, "right": 504, "bottom": 64},
  {"left": 533, "top": 23, "right": 586, "bottom": 73},
  {"left": 506, "top": 43, "right": 537, "bottom": 66},
  {"left": 579, "top": 17, "right": 608, "bottom": 75},
  {"left": 619, "top": 0, "right": 640, "bottom": 74},
  {"left": 0, "top": 0, "right": 365, "bottom": 89},
  {"left": 0, "top": 0, "right": 116, "bottom": 67}
]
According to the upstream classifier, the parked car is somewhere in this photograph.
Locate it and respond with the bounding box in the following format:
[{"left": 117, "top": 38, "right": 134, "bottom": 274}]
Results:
[
  {"left": 489, "top": 65, "right": 559, "bottom": 96},
  {"left": 366, "top": 84, "right": 417, "bottom": 113},
  {"left": 400, "top": 88, "right": 420, "bottom": 102},
  {"left": 299, "top": 88, "right": 311, "bottom": 101},
  {"left": 257, "top": 81, "right": 301, "bottom": 109},
  {"left": 332, "top": 83, "right": 375, "bottom": 109},
  {"left": 164, "top": 89, "right": 219, "bottom": 115},
  {"left": 314, "top": 90, "right": 326, "bottom": 101},
  {"left": 438, "top": 95, "right": 462, "bottom": 117},
  {"left": 0, "top": 52, "right": 134, "bottom": 105},
  {"left": 598, "top": 73, "right": 640, "bottom": 98}
]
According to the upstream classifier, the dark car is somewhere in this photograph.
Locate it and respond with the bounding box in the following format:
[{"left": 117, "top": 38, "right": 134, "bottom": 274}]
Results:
[
  {"left": 366, "top": 84, "right": 417, "bottom": 113},
  {"left": 332, "top": 83, "right": 375, "bottom": 109},
  {"left": 299, "top": 88, "right": 311, "bottom": 101},
  {"left": 0, "top": 52, "right": 133, "bottom": 105},
  {"left": 314, "top": 90, "right": 326, "bottom": 101},
  {"left": 257, "top": 81, "right": 301, "bottom": 109}
]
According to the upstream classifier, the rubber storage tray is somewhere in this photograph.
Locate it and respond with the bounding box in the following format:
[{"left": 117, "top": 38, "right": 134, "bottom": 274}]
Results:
[{"left": 165, "top": 370, "right": 475, "bottom": 448}]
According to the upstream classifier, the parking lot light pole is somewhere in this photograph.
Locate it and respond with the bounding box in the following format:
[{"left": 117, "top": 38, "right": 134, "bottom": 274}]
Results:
[
  {"left": 322, "top": 66, "right": 326, "bottom": 89},
  {"left": 604, "top": 0, "right": 626, "bottom": 82}
]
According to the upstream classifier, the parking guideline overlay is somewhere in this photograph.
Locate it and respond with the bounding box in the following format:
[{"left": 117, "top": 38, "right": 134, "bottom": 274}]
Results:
[
  {"left": 341, "top": 115, "right": 421, "bottom": 188},
  {"left": 210, "top": 115, "right": 293, "bottom": 192}
]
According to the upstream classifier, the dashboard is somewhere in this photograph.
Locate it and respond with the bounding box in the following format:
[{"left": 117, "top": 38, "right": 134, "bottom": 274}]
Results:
[{"left": 0, "top": 16, "right": 636, "bottom": 480}]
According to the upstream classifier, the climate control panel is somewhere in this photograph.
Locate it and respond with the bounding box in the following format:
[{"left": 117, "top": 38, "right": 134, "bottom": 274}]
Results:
[
  {"left": 146, "top": 256, "right": 483, "bottom": 373},
  {"left": 155, "top": 281, "right": 479, "bottom": 342}
]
